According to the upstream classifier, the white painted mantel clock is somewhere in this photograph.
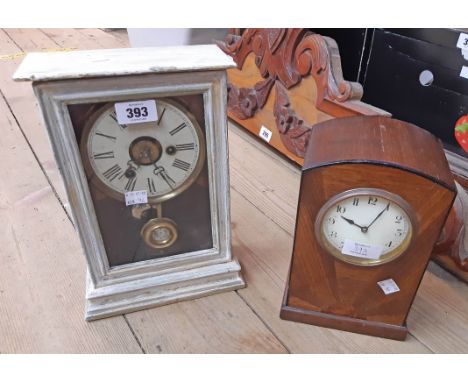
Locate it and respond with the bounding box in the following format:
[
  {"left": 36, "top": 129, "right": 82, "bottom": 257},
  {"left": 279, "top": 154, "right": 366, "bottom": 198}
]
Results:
[{"left": 13, "top": 45, "right": 245, "bottom": 320}]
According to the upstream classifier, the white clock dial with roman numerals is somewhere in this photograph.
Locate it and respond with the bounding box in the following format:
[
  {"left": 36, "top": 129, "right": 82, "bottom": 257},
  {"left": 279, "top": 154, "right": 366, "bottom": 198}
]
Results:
[
  {"left": 316, "top": 188, "right": 414, "bottom": 266},
  {"left": 80, "top": 99, "right": 205, "bottom": 203}
]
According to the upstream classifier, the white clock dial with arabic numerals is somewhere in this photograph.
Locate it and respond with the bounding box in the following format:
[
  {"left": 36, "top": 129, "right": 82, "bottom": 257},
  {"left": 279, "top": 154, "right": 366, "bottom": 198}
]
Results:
[
  {"left": 316, "top": 189, "right": 414, "bottom": 266},
  {"left": 81, "top": 99, "right": 205, "bottom": 203}
]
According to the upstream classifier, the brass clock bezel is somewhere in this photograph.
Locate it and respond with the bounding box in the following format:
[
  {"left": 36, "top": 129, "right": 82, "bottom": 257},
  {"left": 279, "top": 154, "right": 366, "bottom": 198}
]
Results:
[
  {"left": 80, "top": 98, "right": 206, "bottom": 204},
  {"left": 314, "top": 188, "right": 417, "bottom": 266},
  {"left": 141, "top": 217, "right": 178, "bottom": 249}
]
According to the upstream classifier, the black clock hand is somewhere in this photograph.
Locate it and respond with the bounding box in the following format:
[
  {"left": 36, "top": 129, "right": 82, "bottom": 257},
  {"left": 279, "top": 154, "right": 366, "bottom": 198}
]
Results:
[
  {"left": 160, "top": 172, "right": 175, "bottom": 190},
  {"left": 366, "top": 202, "right": 390, "bottom": 230},
  {"left": 341, "top": 216, "right": 368, "bottom": 233}
]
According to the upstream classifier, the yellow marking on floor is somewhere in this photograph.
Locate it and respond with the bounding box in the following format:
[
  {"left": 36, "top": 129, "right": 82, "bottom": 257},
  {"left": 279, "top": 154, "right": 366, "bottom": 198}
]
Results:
[{"left": 0, "top": 47, "right": 76, "bottom": 61}]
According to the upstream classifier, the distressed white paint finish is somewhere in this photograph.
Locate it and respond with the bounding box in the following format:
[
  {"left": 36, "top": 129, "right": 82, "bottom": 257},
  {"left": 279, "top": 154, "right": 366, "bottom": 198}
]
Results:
[
  {"left": 17, "top": 50, "right": 243, "bottom": 320},
  {"left": 13, "top": 44, "right": 235, "bottom": 82},
  {"left": 85, "top": 261, "right": 244, "bottom": 320}
]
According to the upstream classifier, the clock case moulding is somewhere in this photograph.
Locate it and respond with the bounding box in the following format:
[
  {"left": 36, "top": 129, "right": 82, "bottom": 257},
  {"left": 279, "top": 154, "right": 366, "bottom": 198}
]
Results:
[
  {"left": 281, "top": 116, "right": 456, "bottom": 340},
  {"left": 13, "top": 45, "right": 245, "bottom": 320}
]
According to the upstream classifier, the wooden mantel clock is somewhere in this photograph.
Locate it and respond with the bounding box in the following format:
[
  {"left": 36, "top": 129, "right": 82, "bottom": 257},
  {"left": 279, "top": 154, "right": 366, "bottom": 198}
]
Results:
[
  {"left": 281, "top": 116, "right": 456, "bottom": 340},
  {"left": 13, "top": 45, "right": 245, "bottom": 320}
]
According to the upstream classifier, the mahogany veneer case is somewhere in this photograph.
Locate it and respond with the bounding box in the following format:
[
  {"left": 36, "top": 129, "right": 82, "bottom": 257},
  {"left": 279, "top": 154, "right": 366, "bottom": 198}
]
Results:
[{"left": 280, "top": 116, "right": 456, "bottom": 340}]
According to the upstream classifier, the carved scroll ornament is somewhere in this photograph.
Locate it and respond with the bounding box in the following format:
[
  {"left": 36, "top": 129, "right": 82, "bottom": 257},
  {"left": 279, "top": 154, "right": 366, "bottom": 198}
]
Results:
[
  {"left": 217, "top": 28, "right": 363, "bottom": 157},
  {"left": 226, "top": 77, "right": 274, "bottom": 120},
  {"left": 273, "top": 83, "right": 312, "bottom": 158}
]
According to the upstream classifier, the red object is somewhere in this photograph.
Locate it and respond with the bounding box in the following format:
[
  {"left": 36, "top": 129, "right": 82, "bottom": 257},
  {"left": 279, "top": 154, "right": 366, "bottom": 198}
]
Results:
[{"left": 455, "top": 115, "right": 468, "bottom": 153}]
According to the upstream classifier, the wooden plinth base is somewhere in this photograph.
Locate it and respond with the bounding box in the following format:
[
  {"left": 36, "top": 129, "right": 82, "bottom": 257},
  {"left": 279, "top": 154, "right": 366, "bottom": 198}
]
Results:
[
  {"left": 280, "top": 305, "right": 408, "bottom": 341},
  {"left": 85, "top": 260, "right": 245, "bottom": 321}
]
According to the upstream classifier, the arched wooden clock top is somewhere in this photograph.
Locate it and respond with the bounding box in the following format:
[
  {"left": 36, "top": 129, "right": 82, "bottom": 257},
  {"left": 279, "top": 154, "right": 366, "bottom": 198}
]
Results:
[{"left": 304, "top": 116, "right": 455, "bottom": 191}]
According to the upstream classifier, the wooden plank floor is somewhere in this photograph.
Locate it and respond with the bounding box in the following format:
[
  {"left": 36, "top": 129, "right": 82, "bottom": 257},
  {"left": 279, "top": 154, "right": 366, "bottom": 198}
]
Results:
[{"left": 1, "top": 28, "right": 468, "bottom": 353}]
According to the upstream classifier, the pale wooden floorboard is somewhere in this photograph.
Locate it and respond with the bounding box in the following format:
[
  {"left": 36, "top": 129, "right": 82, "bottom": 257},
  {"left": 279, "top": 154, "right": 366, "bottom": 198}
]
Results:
[
  {"left": 2, "top": 28, "right": 60, "bottom": 51},
  {"left": 0, "top": 29, "right": 69, "bottom": 207},
  {"left": 0, "top": 85, "right": 143, "bottom": 353},
  {"left": 2, "top": 27, "right": 467, "bottom": 353},
  {"left": 125, "top": 293, "right": 287, "bottom": 353},
  {"left": 408, "top": 262, "right": 468, "bottom": 353},
  {"left": 229, "top": 128, "right": 299, "bottom": 235},
  {"left": 39, "top": 28, "right": 128, "bottom": 50}
]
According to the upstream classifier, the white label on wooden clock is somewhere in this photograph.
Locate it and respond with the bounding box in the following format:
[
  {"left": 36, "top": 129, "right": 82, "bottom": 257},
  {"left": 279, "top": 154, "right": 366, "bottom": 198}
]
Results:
[
  {"left": 377, "top": 278, "right": 400, "bottom": 295},
  {"left": 259, "top": 125, "right": 273, "bottom": 143},
  {"left": 456, "top": 33, "right": 468, "bottom": 50},
  {"left": 125, "top": 190, "right": 148, "bottom": 206},
  {"left": 457, "top": 33, "right": 468, "bottom": 61},
  {"left": 341, "top": 239, "right": 383, "bottom": 260},
  {"left": 460, "top": 66, "right": 468, "bottom": 79},
  {"left": 115, "top": 100, "right": 158, "bottom": 125}
]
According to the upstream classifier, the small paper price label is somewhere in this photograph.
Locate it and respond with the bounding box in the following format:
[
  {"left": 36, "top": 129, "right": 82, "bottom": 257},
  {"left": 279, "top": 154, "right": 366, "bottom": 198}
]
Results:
[
  {"left": 259, "top": 125, "right": 273, "bottom": 143},
  {"left": 460, "top": 66, "right": 468, "bottom": 80},
  {"left": 125, "top": 190, "right": 148, "bottom": 206},
  {"left": 341, "top": 239, "right": 383, "bottom": 260},
  {"left": 377, "top": 278, "right": 400, "bottom": 295},
  {"left": 456, "top": 33, "right": 468, "bottom": 50},
  {"left": 115, "top": 100, "right": 158, "bottom": 125}
]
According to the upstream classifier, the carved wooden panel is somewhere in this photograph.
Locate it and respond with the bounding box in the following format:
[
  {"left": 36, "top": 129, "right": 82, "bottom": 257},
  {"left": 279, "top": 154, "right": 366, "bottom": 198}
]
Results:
[{"left": 217, "top": 28, "right": 388, "bottom": 163}]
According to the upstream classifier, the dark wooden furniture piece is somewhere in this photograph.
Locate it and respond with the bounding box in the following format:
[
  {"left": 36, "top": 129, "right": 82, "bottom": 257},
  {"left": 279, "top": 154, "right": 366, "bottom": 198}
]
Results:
[{"left": 281, "top": 116, "right": 456, "bottom": 340}]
